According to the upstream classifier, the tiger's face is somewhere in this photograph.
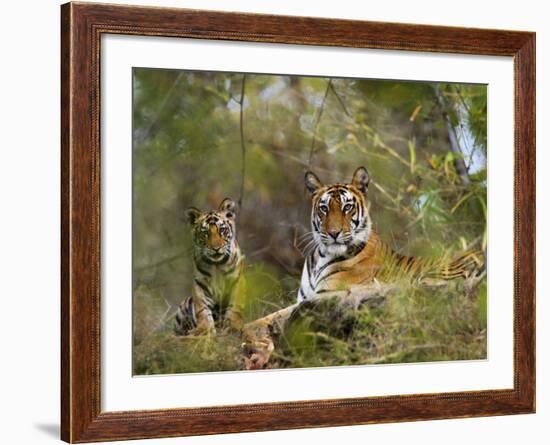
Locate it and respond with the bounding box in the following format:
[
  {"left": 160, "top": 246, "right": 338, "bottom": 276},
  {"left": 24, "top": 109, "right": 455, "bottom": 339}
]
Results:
[
  {"left": 186, "top": 198, "right": 237, "bottom": 261},
  {"left": 305, "top": 167, "right": 372, "bottom": 256}
]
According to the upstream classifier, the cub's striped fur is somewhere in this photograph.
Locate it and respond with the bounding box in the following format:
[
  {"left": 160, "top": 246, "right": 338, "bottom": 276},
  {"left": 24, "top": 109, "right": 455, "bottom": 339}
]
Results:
[
  {"left": 175, "top": 198, "right": 246, "bottom": 336},
  {"left": 298, "top": 167, "right": 483, "bottom": 302}
]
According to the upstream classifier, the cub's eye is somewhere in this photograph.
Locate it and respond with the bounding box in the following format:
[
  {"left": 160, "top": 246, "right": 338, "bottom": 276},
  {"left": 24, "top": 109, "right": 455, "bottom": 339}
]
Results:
[
  {"left": 319, "top": 205, "right": 329, "bottom": 214},
  {"left": 343, "top": 203, "right": 353, "bottom": 213}
]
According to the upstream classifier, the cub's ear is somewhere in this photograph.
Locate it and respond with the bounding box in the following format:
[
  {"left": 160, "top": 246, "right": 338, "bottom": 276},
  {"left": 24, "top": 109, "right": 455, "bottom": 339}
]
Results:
[
  {"left": 351, "top": 166, "right": 370, "bottom": 194},
  {"left": 305, "top": 171, "right": 323, "bottom": 193},
  {"left": 218, "top": 198, "right": 236, "bottom": 219},
  {"left": 185, "top": 207, "right": 202, "bottom": 225}
]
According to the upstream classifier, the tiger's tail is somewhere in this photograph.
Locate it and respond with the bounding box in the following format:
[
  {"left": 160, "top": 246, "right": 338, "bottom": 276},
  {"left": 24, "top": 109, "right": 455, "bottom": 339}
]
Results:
[{"left": 425, "top": 249, "right": 485, "bottom": 281}]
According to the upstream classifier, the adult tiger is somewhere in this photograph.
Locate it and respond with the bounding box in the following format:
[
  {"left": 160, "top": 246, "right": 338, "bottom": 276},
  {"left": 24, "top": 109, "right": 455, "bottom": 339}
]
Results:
[
  {"left": 298, "top": 166, "right": 483, "bottom": 303},
  {"left": 174, "top": 198, "right": 246, "bottom": 336}
]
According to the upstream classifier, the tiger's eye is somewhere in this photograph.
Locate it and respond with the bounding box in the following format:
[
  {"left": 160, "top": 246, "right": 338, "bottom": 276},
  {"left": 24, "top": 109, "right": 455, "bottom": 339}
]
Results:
[
  {"left": 320, "top": 205, "right": 328, "bottom": 213},
  {"left": 343, "top": 203, "right": 353, "bottom": 212}
]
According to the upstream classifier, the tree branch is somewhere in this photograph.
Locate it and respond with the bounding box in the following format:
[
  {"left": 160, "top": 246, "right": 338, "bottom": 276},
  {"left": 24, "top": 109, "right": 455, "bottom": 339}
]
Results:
[
  {"left": 241, "top": 283, "right": 397, "bottom": 369},
  {"left": 434, "top": 85, "right": 470, "bottom": 185}
]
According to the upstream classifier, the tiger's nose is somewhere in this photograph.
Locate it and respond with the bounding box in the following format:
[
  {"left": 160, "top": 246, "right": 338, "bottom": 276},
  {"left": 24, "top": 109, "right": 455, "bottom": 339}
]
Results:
[{"left": 328, "top": 229, "right": 340, "bottom": 240}]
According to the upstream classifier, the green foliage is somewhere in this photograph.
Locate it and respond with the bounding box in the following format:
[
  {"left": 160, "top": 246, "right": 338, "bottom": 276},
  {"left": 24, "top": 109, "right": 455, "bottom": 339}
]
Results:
[{"left": 132, "top": 68, "right": 487, "bottom": 374}]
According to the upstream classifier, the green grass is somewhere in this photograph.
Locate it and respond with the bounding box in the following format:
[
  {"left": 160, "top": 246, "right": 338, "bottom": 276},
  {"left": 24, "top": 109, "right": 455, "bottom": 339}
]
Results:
[
  {"left": 270, "top": 279, "right": 486, "bottom": 369},
  {"left": 133, "top": 277, "right": 486, "bottom": 375}
]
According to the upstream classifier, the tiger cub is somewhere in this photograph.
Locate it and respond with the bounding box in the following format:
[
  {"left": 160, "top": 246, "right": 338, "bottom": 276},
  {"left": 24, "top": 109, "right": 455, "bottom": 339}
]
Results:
[
  {"left": 298, "top": 166, "right": 483, "bottom": 302},
  {"left": 175, "top": 198, "right": 246, "bottom": 336}
]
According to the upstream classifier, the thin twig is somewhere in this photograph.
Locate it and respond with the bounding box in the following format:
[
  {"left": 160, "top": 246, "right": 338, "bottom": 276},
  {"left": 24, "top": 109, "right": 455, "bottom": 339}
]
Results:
[
  {"left": 263, "top": 143, "right": 310, "bottom": 167},
  {"left": 146, "top": 299, "right": 172, "bottom": 338},
  {"left": 308, "top": 79, "right": 332, "bottom": 165},
  {"left": 238, "top": 75, "right": 247, "bottom": 214},
  {"left": 328, "top": 81, "right": 352, "bottom": 118},
  {"left": 267, "top": 251, "right": 301, "bottom": 276},
  {"left": 134, "top": 249, "right": 192, "bottom": 272}
]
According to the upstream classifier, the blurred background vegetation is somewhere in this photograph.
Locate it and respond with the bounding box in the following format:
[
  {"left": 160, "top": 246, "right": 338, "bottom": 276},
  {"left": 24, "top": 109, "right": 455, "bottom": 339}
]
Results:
[{"left": 132, "top": 68, "right": 487, "bottom": 375}]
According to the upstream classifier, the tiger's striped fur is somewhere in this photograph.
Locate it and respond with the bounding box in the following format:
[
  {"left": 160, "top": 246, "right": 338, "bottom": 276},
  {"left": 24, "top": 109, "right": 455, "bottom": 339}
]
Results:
[
  {"left": 298, "top": 167, "right": 483, "bottom": 303},
  {"left": 174, "top": 198, "right": 246, "bottom": 336}
]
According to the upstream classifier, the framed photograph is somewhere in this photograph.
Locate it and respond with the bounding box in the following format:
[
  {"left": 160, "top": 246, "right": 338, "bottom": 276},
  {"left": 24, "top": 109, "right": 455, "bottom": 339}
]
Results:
[{"left": 61, "top": 2, "right": 535, "bottom": 442}]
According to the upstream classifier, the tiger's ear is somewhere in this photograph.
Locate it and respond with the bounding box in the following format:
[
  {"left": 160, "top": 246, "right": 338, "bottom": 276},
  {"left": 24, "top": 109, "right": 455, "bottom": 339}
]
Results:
[
  {"left": 218, "top": 198, "right": 236, "bottom": 219},
  {"left": 351, "top": 166, "right": 370, "bottom": 194},
  {"left": 305, "top": 171, "right": 323, "bottom": 193},
  {"left": 185, "top": 207, "right": 202, "bottom": 225}
]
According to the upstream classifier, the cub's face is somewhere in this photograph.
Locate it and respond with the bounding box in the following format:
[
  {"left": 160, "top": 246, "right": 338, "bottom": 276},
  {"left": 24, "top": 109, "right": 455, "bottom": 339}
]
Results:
[
  {"left": 186, "top": 198, "right": 236, "bottom": 261},
  {"left": 305, "top": 167, "right": 372, "bottom": 256}
]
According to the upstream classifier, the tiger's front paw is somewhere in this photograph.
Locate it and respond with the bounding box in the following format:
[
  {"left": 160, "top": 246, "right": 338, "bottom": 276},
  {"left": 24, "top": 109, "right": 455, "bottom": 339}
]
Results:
[{"left": 241, "top": 321, "right": 274, "bottom": 370}]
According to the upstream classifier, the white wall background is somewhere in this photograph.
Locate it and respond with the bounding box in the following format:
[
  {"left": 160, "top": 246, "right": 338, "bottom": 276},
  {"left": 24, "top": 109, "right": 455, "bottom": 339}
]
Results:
[{"left": 0, "top": 0, "right": 545, "bottom": 444}]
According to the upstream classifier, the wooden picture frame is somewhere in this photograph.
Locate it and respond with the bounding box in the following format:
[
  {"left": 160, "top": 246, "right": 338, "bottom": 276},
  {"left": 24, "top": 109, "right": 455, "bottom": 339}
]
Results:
[{"left": 61, "top": 2, "right": 535, "bottom": 442}]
